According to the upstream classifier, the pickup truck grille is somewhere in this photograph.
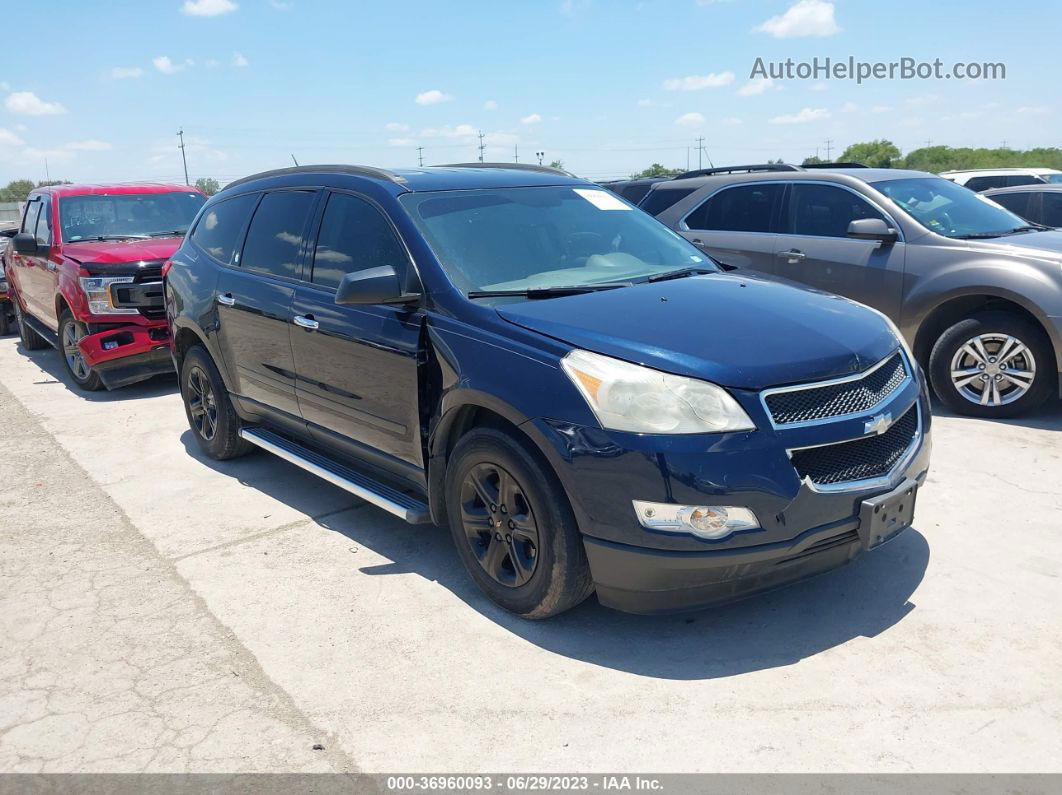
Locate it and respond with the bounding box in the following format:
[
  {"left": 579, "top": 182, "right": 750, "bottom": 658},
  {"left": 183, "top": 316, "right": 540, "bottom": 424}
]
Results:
[
  {"left": 764, "top": 351, "right": 907, "bottom": 426},
  {"left": 790, "top": 404, "right": 919, "bottom": 487}
]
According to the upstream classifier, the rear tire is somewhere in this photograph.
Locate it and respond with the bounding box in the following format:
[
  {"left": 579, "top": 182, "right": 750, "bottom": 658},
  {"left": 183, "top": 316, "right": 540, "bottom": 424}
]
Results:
[
  {"left": 14, "top": 299, "right": 48, "bottom": 351},
  {"left": 444, "top": 427, "right": 594, "bottom": 619},
  {"left": 59, "top": 311, "right": 104, "bottom": 391},
  {"left": 929, "top": 311, "right": 1055, "bottom": 418},
  {"left": 180, "top": 345, "right": 253, "bottom": 460}
]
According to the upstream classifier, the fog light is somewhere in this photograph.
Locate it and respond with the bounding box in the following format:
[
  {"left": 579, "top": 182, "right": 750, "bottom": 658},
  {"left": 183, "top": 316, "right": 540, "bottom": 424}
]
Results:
[{"left": 632, "top": 500, "right": 759, "bottom": 540}]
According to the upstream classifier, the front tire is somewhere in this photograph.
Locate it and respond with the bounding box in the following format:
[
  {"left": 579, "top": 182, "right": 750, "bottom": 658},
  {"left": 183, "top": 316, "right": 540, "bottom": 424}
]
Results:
[
  {"left": 14, "top": 299, "right": 48, "bottom": 351},
  {"left": 59, "top": 311, "right": 104, "bottom": 391},
  {"left": 444, "top": 427, "right": 594, "bottom": 619},
  {"left": 929, "top": 311, "right": 1055, "bottom": 418},
  {"left": 180, "top": 345, "right": 253, "bottom": 460}
]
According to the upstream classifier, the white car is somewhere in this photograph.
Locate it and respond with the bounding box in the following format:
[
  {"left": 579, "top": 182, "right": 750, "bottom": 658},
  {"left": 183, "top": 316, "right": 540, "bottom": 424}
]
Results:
[{"left": 940, "top": 167, "right": 1062, "bottom": 192}]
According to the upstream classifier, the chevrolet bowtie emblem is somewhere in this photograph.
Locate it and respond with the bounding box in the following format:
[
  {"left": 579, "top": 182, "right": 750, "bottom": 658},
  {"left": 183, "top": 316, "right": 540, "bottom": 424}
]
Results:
[{"left": 865, "top": 412, "right": 893, "bottom": 436}]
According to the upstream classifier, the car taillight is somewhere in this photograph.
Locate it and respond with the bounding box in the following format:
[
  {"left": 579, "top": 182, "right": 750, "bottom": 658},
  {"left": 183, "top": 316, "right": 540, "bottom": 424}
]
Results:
[{"left": 161, "top": 259, "right": 174, "bottom": 278}]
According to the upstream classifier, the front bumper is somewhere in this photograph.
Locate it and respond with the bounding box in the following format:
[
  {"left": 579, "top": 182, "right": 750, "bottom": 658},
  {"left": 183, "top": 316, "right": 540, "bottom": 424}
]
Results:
[{"left": 78, "top": 322, "right": 174, "bottom": 389}]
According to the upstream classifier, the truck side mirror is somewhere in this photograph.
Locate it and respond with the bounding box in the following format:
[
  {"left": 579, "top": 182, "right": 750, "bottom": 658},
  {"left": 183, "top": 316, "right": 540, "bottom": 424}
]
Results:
[{"left": 12, "top": 233, "right": 38, "bottom": 255}]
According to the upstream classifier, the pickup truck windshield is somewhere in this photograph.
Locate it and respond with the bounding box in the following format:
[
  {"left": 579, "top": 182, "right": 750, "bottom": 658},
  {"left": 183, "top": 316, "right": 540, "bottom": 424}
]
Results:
[
  {"left": 400, "top": 186, "right": 715, "bottom": 293},
  {"left": 60, "top": 192, "right": 207, "bottom": 242},
  {"left": 872, "top": 177, "right": 1030, "bottom": 239}
]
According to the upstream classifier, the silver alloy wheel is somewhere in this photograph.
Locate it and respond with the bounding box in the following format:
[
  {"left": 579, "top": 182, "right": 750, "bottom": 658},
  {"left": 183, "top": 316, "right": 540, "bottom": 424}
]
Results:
[
  {"left": 62, "top": 319, "right": 91, "bottom": 382},
  {"left": 949, "top": 333, "right": 1037, "bottom": 407}
]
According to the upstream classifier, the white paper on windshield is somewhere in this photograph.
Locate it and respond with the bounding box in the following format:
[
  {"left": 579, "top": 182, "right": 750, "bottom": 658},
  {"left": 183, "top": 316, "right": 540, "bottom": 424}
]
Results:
[{"left": 573, "top": 188, "right": 633, "bottom": 211}]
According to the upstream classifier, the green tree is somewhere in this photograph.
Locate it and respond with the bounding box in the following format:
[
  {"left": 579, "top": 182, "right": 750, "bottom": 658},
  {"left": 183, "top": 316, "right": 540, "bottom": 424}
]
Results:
[
  {"left": 0, "top": 179, "right": 36, "bottom": 202},
  {"left": 195, "top": 177, "right": 220, "bottom": 196},
  {"left": 548, "top": 159, "right": 565, "bottom": 170},
  {"left": 802, "top": 155, "right": 826, "bottom": 166},
  {"left": 838, "top": 139, "right": 902, "bottom": 168},
  {"left": 630, "top": 163, "right": 683, "bottom": 179}
]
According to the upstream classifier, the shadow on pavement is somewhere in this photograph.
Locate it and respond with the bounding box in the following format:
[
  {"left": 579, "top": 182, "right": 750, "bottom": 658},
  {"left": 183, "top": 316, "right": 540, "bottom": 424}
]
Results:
[
  {"left": 929, "top": 394, "right": 1062, "bottom": 432},
  {"left": 15, "top": 341, "right": 178, "bottom": 401}
]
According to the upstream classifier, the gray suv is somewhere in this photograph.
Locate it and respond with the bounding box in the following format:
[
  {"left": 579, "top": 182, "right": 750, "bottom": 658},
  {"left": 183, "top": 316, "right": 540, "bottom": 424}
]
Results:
[{"left": 646, "top": 166, "right": 1062, "bottom": 418}]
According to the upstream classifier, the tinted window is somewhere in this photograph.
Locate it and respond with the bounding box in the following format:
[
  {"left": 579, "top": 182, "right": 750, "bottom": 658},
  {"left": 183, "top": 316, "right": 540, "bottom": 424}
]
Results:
[
  {"left": 1005, "top": 175, "right": 1042, "bottom": 187},
  {"left": 964, "top": 176, "right": 1007, "bottom": 192},
  {"left": 191, "top": 193, "right": 258, "bottom": 264},
  {"left": 240, "top": 191, "right": 316, "bottom": 280},
  {"left": 618, "top": 184, "right": 653, "bottom": 204},
  {"left": 311, "top": 193, "right": 406, "bottom": 290},
  {"left": 639, "top": 187, "right": 696, "bottom": 217},
  {"left": 1042, "top": 193, "right": 1062, "bottom": 227},
  {"left": 788, "top": 184, "right": 885, "bottom": 238},
  {"left": 21, "top": 199, "right": 41, "bottom": 236},
  {"left": 988, "top": 192, "right": 1032, "bottom": 220},
  {"left": 686, "top": 184, "right": 782, "bottom": 232},
  {"left": 36, "top": 199, "right": 52, "bottom": 246}
]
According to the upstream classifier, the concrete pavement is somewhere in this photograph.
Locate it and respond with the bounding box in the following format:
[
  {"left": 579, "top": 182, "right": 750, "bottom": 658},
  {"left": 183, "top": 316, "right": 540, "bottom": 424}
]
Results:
[{"left": 1, "top": 335, "right": 1060, "bottom": 772}]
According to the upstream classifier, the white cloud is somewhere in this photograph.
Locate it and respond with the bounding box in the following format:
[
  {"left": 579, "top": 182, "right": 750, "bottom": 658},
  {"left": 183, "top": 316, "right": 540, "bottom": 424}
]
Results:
[
  {"left": 23, "top": 146, "right": 75, "bottom": 164},
  {"left": 769, "top": 106, "right": 831, "bottom": 124},
  {"left": 269, "top": 0, "right": 290, "bottom": 7},
  {"left": 737, "top": 77, "right": 778, "bottom": 96},
  {"left": 0, "top": 128, "right": 25, "bottom": 149},
  {"left": 1017, "top": 105, "right": 1050, "bottom": 114},
  {"left": 840, "top": 101, "right": 859, "bottom": 113},
  {"left": 5, "top": 91, "right": 65, "bottom": 116},
  {"left": 674, "top": 112, "right": 706, "bottom": 127},
  {"left": 483, "top": 100, "right": 498, "bottom": 110},
  {"left": 662, "top": 71, "right": 735, "bottom": 91},
  {"left": 385, "top": 122, "right": 410, "bottom": 132},
  {"left": 871, "top": 105, "right": 892, "bottom": 114},
  {"left": 721, "top": 116, "right": 742, "bottom": 125},
  {"left": 520, "top": 113, "right": 542, "bottom": 125},
  {"left": 560, "top": 0, "right": 590, "bottom": 16},
  {"left": 420, "top": 123, "right": 478, "bottom": 139},
  {"left": 415, "top": 89, "right": 452, "bottom": 105},
  {"left": 110, "top": 66, "right": 144, "bottom": 79},
  {"left": 905, "top": 94, "right": 937, "bottom": 107},
  {"left": 181, "top": 0, "right": 238, "bottom": 16},
  {"left": 388, "top": 137, "right": 417, "bottom": 147},
  {"left": 64, "top": 140, "right": 113, "bottom": 151},
  {"left": 206, "top": 58, "right": 220, "bottom": 68},
  {"left": 232, "top": 52, "right": 249, "bottom": 67},
  {"left": 755, "top": 0, "right": 840, "bottom": 38},
  {"left": 809, "top": 82, "right": 828, "bottom": 92},
  {"left": 153, "top": 56, "right": 185, "bottom": 74}
]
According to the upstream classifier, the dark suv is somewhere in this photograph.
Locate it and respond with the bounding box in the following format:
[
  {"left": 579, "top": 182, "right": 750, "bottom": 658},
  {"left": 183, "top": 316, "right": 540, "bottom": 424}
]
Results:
[{"left": 166, "top": 164, "right": 931, "bottom": 618}]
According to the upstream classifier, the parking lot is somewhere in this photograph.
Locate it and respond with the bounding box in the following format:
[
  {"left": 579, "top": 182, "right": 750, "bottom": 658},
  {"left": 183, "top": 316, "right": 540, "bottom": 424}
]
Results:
[{"left": 1, "top": 333, "right": 1060, "bottom": 773}]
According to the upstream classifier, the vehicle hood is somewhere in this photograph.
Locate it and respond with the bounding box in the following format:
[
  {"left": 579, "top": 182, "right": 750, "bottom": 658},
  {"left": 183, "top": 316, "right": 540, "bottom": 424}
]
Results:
[
  {"left": 958, "top": 230, "right": 1062, "bottom": 263},
  {"left": 495, "top": 274, "right": 899, "bottom": 390},
  {"left": 61, "top": 237, "right": 183, "bottom": 265}
]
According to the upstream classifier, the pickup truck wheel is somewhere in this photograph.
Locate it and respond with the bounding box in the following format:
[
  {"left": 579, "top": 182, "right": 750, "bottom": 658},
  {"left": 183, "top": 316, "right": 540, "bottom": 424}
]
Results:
[
  {"left": 14, "top": 299, "right": 48, "bottom": 351},
  {"left": 59, "top": 312, "right": 104, "bottom": 391},
  {"left": 929, "top": 312, "right": 1055, "bottom": 418},
  {"left": 180, "top": 345, "right": 253, "bottom": 460},
  {"left": 445, "top": 428, "right": 594, "bottom": 619}
]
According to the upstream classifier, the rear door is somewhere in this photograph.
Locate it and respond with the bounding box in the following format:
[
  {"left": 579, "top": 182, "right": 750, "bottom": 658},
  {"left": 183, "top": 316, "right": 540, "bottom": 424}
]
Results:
[
  {"left": 290, "top": 191, "right": 425, "bottom": 478},
  {"left": 772, "top": 182, "right": 906, "bottom": 318},
  {"left": 676, "top": 182, "right": 783, "bottom": 274},
  {"left": 211, "top": 189, "right": 318, "bottom": 426}
]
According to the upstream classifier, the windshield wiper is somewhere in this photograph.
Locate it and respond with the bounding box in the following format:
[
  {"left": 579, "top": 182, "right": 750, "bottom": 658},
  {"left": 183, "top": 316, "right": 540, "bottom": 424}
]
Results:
[
  {"left": 644, "top": 266, "right": 716, "bottom": 283},
  {"left": 147, "top": 229, "right": 187, "bottom": 237},
  {"left": 468, "top": 283, "right": 633, "bottom": 299},
  {"left": 73, "top": 234, "right": 151, "bottom": 241},
  {"left": 1002, "top": 225, "right": 1048, "bottom": 235}
]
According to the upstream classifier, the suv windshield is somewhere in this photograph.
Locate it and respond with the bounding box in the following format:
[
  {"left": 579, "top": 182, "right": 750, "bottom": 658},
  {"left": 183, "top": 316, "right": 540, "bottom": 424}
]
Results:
[
  {"left": 400, "top": 186, "right": 715, "bottom": 293},
  {"left": 59, "top": 192, "right": 207, "bottom": 242},
  {"left": 872, "top": 177, "right": 1031, "bottom": 239}
]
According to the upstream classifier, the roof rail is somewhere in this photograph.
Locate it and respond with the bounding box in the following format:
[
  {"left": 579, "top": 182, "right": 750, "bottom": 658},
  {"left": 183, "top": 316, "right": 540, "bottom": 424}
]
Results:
[
  {"left": 673, "top": 164, "right": 801, "bottom": 179},
  {"left": 801, "top": 161, "right": 869, "bottom": 169},
  {"left": 439, "top": 162, "right": 573, "bottom": 176},
  {"left": 223, "top": 164, "right": 408, "bottom": 192}
]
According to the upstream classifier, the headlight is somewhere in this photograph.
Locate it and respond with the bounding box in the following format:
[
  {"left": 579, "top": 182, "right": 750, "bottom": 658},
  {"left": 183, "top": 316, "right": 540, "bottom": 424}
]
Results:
[
  {"left": 561, "top": 349, "right": 755, "bottom": 434},
  {"left": 79, "top": 276, "right": 138, "bottom": 316}
]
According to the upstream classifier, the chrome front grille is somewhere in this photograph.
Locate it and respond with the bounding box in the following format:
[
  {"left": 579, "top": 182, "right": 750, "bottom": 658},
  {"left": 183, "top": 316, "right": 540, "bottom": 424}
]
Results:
[{"left": 763, "top": 351, "right": 908, "bottom": 427}]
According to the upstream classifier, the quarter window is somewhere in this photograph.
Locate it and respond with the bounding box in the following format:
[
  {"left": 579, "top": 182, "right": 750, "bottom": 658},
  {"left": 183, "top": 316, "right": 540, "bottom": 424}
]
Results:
[
  {"left": 191, "top": 193, "right": 258, "bottom": 265},
  {"left": 311, "top": 193, "right": 406, "bottom": 290},
  {"left": 685, "top": 184, "right": 782, "bottom": 232},
  {"left": 787, "top": 184, "right": 886, "bottom": 238},
  {"left": 241, "top": 190, "right": 317, "bottom": 279}
]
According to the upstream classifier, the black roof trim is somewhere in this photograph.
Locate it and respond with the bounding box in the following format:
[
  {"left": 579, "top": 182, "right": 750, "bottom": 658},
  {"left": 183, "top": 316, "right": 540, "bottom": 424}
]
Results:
[
  {"left": 801, "top": 162, "right": 870, "bottom": 169},
  {"left": 223, "top": 164, "right": 408, "bottom": 192},
  {"left": 674, "top": 164, "right": 801, "bottom": 179},
  {"left": 439, "top": 162, "right": 573, "bottom": 177}
]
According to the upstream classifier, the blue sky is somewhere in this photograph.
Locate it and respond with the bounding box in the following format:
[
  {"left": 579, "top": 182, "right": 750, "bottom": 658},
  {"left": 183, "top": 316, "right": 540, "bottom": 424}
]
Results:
[{"left": 1, "top": 0, "right": 1058, "bottom": 186}]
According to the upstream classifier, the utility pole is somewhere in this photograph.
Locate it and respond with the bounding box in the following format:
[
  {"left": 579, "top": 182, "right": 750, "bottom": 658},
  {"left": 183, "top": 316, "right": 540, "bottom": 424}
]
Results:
[
  {"left": 514, "top": 144, "right": 519, "bottom": 163},
  {"left": 44, "top": 157, "right": 50, "bottom": 182},
  {"left": 536, "top": 151, "right": 544, "bottom": 165},
  {"left": 177, "top": 128, "right": 190, "bottom": 186},
  {"left": 696, "top": 136, "right": 705, "bottom": 169},
  {"left": 686, "top": 147, "right": 690, "bottom": 171},
  {"left": 824, "top": 138, "right": 834, "bottom": 161},
  {"left": 417, "top": 146, "right": 424, "bottom": 167},
  {"left": 477, "top": 130, "right": 486, "bottom": 162},
  {"left": 924, "top": 139, "right": 933, "bottom": 148},
  {"left": 290, "top": 154, "right": 299, "bottom": 166}
]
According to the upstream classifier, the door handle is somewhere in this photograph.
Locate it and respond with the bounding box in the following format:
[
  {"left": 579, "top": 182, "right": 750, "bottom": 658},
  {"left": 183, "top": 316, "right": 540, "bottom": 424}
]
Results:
[
  {"left": 217, "top": 293, "right": 235, "bottom": 306},
  {"left": 293, "top": 314, "right": 319, "bottom": 330},
  {"left": 777, "top": 249, "right": 806, "bottom": 262}
]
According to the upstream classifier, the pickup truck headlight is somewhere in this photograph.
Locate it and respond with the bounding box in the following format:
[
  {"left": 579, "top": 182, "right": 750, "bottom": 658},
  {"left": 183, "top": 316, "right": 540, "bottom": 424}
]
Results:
[
  {"left": 561, "top": 349, "right": 755, "bottom": 434},
  {"left": 79, "top": 276, "right": 138, "bottom": 316}
]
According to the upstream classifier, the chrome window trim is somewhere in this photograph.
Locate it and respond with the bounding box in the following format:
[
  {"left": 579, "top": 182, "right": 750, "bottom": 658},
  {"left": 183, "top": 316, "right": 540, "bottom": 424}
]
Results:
[
  {"left": 785, "top": 402, "right": 923, "bottom": 494},
  {"left": 759, "top": 348, "right": 910, "bottom": 430}
]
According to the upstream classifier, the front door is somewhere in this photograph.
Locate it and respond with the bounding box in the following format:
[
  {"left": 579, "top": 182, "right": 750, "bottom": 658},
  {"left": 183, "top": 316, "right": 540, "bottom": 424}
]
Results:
[{"left": 13, "top": 196, "right": 57, "bottom": 326}]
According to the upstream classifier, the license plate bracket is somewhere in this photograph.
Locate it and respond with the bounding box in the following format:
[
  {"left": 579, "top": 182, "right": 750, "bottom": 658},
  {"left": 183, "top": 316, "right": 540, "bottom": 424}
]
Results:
[{"left": 859, "top": 480, "right": 917, "bottom": 549}]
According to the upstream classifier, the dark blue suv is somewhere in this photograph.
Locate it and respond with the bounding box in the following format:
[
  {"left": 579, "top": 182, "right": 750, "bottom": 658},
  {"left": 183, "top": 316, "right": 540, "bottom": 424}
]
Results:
[{"left": 165, "top": 163, "right": 932, "bottom": 617}]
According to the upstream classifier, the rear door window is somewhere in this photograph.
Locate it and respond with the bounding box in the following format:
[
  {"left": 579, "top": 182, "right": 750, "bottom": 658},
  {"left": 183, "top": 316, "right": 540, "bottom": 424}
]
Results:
[
  {"left": 311, "top": 193, "right": 407, "bottom": 290},
  {"left": 191, "top": 193, "right": 258, "bottom": 265},
  {"left": 685, "top": 184, "right": 782, "bottom": 232},
  {"left": 639, "top": 188, "right": 696, "bottom": 217},
  {"left": 240, "top": 190, "right": 317, "bottom": 280},
  {"left": 964, "top": 176, "right": 1006, "bottom": 192},
  {"left": 1041, "top": 193, "right": 1062, "bottom": 227},
  {"left": 786, "top": 184, "right": 886, "bottom": 238},
  {"left": 1004, "top": 175, "right": 1042, "bottom": 187},
  {"left": 989, "top": 192, "right": 1032, "bottom": 220}
]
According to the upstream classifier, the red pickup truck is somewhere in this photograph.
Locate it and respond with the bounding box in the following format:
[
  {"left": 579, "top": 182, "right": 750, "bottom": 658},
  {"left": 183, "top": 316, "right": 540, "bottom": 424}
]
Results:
[{"left": 5, "top": 183, "right": 206, "bottom": 389}]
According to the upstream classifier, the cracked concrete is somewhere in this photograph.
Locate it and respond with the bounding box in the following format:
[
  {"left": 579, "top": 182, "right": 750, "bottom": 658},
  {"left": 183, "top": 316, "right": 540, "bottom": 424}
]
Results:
[{"left": 0, "top": 336, "right": 1060, "bottom": 773}]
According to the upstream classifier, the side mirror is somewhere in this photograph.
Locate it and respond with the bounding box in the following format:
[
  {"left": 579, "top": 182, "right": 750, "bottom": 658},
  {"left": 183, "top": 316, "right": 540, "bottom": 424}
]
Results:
[
  {"left": 847, "top": 218, "right": 898, "bottom": 245},
  {"left": 335, "top": 265, "right": 419, "bottom": 306},
  {"left": 12, "top": 232, "right": 38, "bottom": 255}
]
